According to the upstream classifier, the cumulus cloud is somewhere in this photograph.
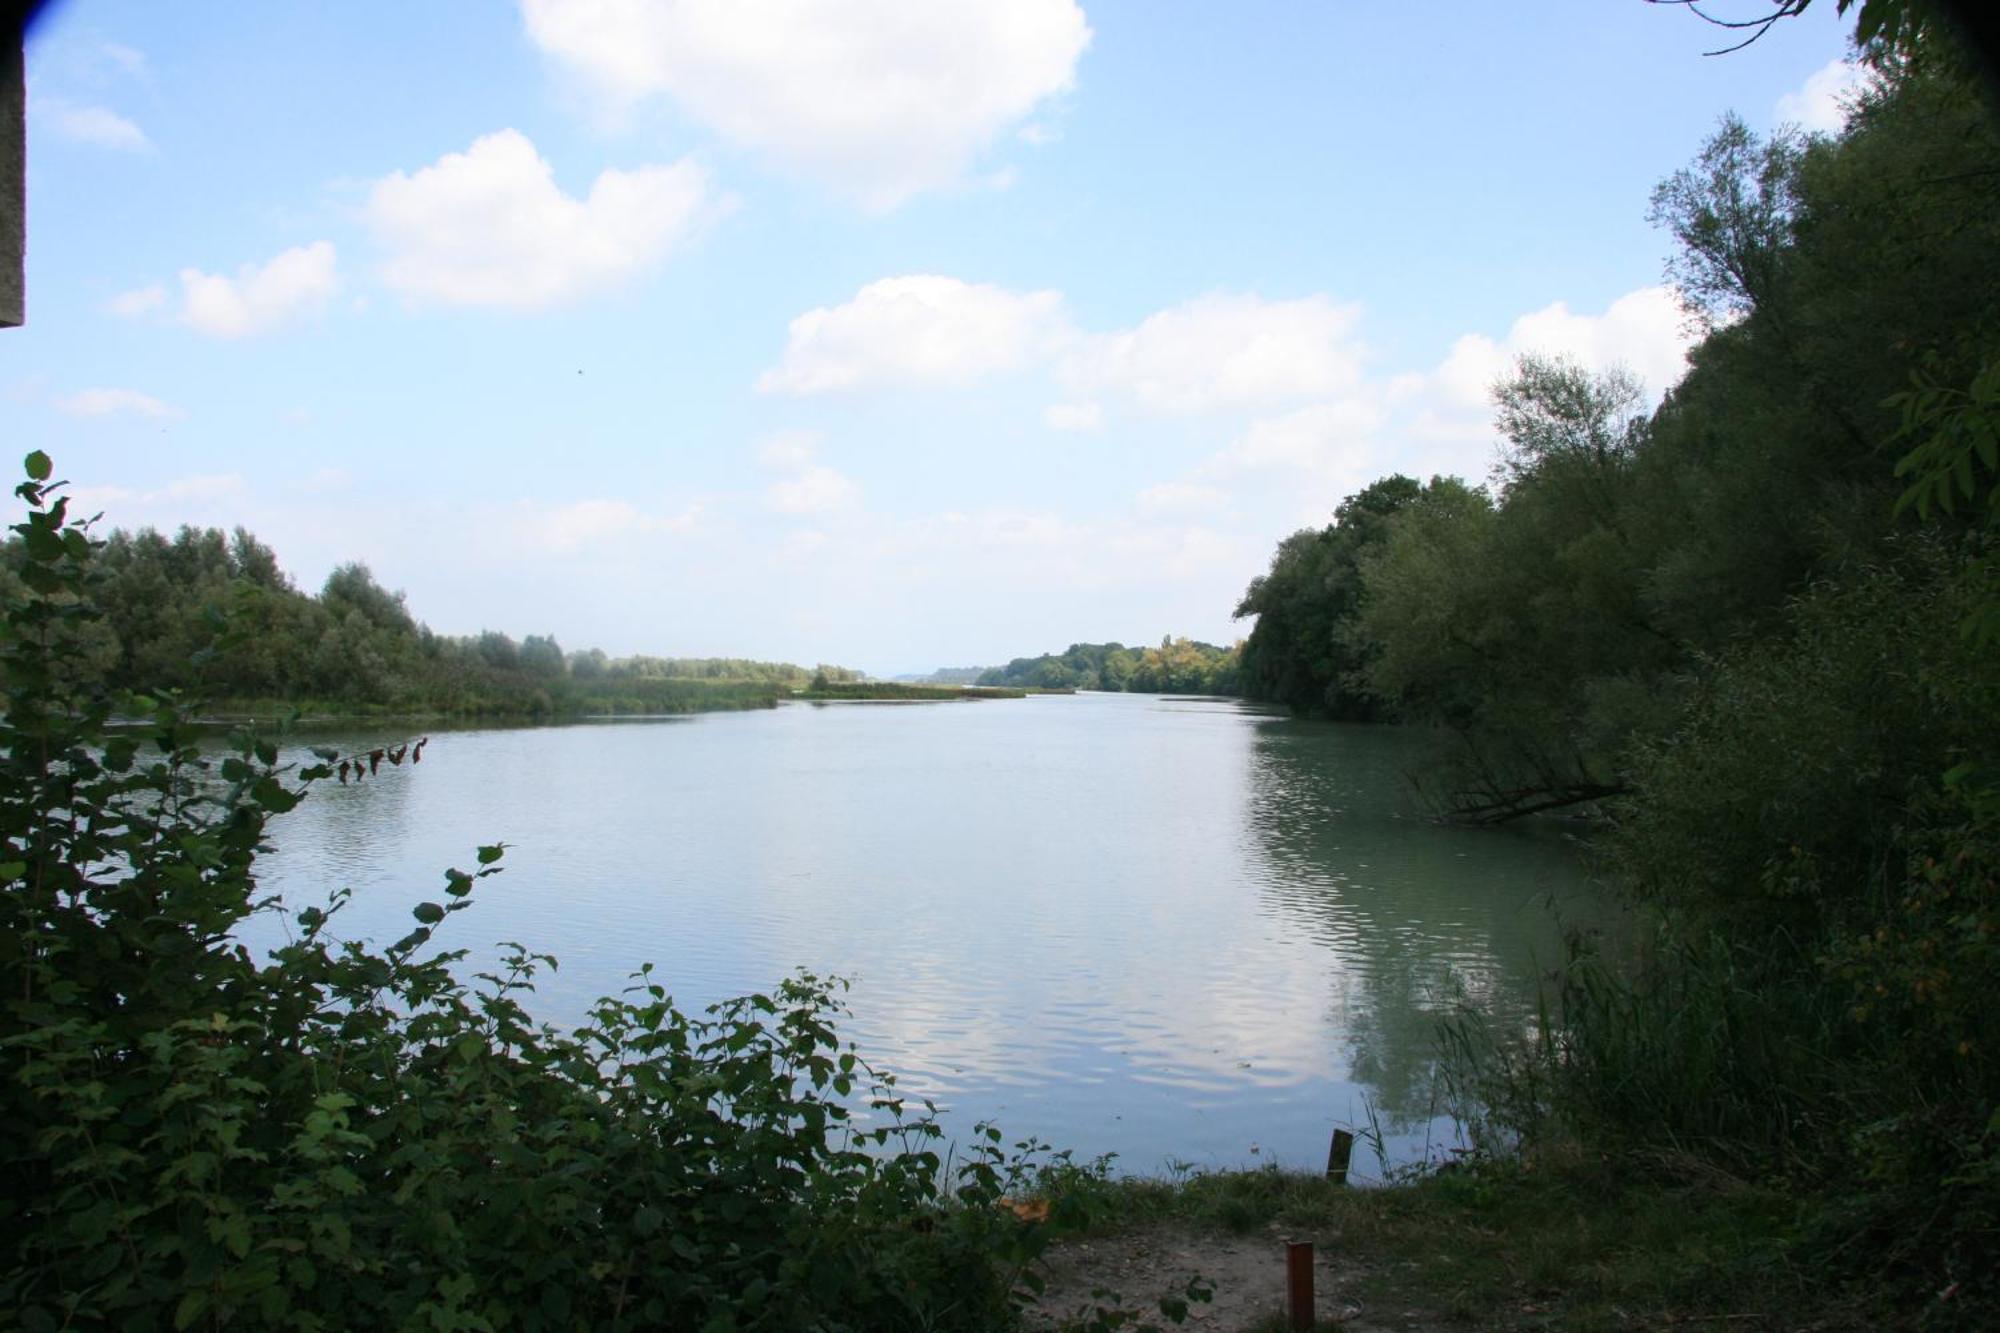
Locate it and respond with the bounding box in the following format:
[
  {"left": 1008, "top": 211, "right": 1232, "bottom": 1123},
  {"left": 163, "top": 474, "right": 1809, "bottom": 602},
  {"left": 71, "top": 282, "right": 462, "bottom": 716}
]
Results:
[
  {"left": 755, "top": 429, "right": 822, "bottom": 470},
  {"left": 1206, "top": 400, "right": 1385, "bottom": 477},
  {"left": 1063, "top": 293, "right": 1368, "bottom": 414},
  {"left": 34, "top": 98, "right": 149, "bottom": 151},
  {"left": 758, "top": 275, "right": 1068, "bottom": 395},
  {"left": 768, "top": 465, "right": 862, "bottom": 515},
  {"left": 1136, "top": 481, "right": 1226, "bottom": 514},
  {"left": 1422, "top": 285, "right": 1692, "bottom": 423},
  {"left": 172, "top": 242, "right": 340, "bottom": 338},
  {"left": 1130, "top": 286, "right": 1693, "bottom": 526},
  {"left": 68, "top": 474, "right": 247, "bottom": 515},
  {"left": 1043, "top": 401, "right": 1102, "bottom": 432},
  {"left": 520, "top": 0, "right": 1091, "bottom": 209},
  {"left": 108, "top": 284, "right": 168, "bottom": 318},
  {"left": 366, "top": 129, "right": 720, "bottom": 309},
  {"left": 758, "top": 282, "right": 1370, "bottom": 412},
  {"left": 55, "top": 387, "right": 183, "bottom": 420},
  {"left": 522, "top": 497, "right": 704, "bottom": 550},
  {"left": 1777, "top": 57, "right": 1871, "bottom": 135},
  {"left": 754, "top": 429, "right": 861, "bottom": 515},
  {"left": 864, "top": 507, "right": 1248, "bottom": 591}
]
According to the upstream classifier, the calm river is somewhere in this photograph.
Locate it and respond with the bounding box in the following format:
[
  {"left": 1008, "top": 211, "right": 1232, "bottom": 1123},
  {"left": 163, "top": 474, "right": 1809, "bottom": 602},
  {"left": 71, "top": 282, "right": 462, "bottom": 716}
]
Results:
[{"left": 250, "top": 691, "right": 1604, "bottom": 1177}]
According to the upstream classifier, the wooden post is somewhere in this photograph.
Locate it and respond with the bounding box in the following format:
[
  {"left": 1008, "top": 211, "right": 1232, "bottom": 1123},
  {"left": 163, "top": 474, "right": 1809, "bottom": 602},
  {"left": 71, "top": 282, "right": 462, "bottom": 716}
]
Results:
[
  {"left": 1325, "top": 1127, "right": 1354, "bottom": 1184},
  {"left": 1286, "top": 1240, "right": 1315, "bottom": 1330}
]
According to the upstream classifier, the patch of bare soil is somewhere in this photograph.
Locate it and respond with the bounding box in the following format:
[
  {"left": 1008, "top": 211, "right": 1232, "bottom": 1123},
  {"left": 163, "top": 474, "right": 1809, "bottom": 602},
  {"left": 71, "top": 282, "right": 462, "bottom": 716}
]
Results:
[{"left": 1025, "top": 1222, "right": 1449, "bottom": 1332}]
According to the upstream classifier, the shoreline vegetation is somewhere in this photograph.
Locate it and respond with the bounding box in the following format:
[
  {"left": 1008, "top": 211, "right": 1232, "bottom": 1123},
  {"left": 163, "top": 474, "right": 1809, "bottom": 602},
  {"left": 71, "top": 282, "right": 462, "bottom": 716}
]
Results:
[
  {"left": 15, "top": 522, "right": 1192, "bottom": 725},
  {"left": 796, "top": 680, "right": 1028, "bottom": 701},
  {"left": 0, "top": 515, "right": 893, "bottom": 724},
  {"left": 6, "top": 15, "right": 1998, "bottom": 1333},
  {"left": 1206, "top": 24, "right": 2000, "bottom": 1329},
  {"left": 977, "top": 638, "right": 1242, "bottom": 696}
]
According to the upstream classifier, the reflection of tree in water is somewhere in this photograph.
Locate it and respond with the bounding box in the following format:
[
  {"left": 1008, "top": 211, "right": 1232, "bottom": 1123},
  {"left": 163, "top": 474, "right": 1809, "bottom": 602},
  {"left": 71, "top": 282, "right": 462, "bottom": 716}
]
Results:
[{"left": 1239, "top": 720, "right": 1606, "bottom": 1126}]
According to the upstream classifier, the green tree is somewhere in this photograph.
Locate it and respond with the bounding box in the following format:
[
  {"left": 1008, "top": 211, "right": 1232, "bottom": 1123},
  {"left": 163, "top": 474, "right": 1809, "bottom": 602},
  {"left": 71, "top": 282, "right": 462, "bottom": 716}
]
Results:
[
  {"left": 519, "top": 632, "right": 566, "bottom": 679},
  {"left": 1233, "top": 474, "right": 1421, "bottom": 717}
]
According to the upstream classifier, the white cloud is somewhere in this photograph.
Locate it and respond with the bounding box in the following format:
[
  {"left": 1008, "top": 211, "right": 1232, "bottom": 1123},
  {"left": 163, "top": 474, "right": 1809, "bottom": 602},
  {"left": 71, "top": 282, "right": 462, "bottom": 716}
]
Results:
[
  {"left": 108, "top": 284, "right": 167, "bottom": 318},
  {"left": 1064, "top": 293, "right": 1367, "bottom": 414},
  {"left": 520, "top": 0, "right": 1091, "bottom": 210},
  {"left": 760, "top": 284, "right": 1370, "bottom": 412},
  {"left": 754, "top": 429, "right": 861, "bottom": 514},
  {"left": 769, "top": 465, "right": 861, "bottom": 515},
  {"left": 1207, "top": 400, "right": 1384, "bottom": 477},
  {"left": 55, "top": 387, "right": 183, "bottom": 420},
  {"left": 174, "top": 242, "right": 339, "bottom": 338},
  {"left": 366, "top": 129, "right": 720, "bottom": 309},
  {"left": 1425, "top": 285, "right": 1691, "bottom": 418},
  {"left": 755, "top": 429, "right": 822, "bottom": 470},
  {"left": 1344, "top": 284, "right": 1700, "bottom": 487},
  {"left": 1043, "top": 401, "right": 1102, "bottom": 432},
  {"left": 758, "top": 275, "right": 1068, "bottom": 395},
  {"left": 522, "top": 497, "right": 704, "bottom": 550},
  {"left": 68, "top": 474, "right": 247, "bottom": 516},
  {"left": 34, "top": 98, "right": 149, "bottom": 151},
  {"left": 1136, "top": 481, "right": 1226, "bottom": 515},
  {"left": 1777, "top": 57, "right": 1870, "bottom": 135},
  {"left": 858, "top": 506, "right": 1250, "bottom": 592}
]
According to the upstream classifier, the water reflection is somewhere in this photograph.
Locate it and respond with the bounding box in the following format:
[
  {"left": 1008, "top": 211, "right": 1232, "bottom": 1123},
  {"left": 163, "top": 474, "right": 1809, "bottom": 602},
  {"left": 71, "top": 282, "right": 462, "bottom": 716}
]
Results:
[
  {"left": 1239, "top": 721, "right": 1603, "bottom": 1130},
  {"left": 247, "top": 696, "right": 1605, "bottom": 1175}
]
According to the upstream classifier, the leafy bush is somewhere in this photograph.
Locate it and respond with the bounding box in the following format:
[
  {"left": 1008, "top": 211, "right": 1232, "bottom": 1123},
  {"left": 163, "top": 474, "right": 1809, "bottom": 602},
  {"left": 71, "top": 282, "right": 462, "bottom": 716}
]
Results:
[
  {"left": 0, "top": 452, "right": 1061, "bottom": 1330},
  {"left": 1447, "top": 548, "right": 2000, "bottom": 1317}
]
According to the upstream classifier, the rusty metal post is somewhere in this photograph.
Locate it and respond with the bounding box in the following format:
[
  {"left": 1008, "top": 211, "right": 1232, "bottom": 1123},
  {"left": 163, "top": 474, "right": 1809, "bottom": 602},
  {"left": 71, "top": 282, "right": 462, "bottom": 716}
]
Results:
[
  {"left": 1325, "top": 1127, "right": 1354, "bottom": 1184},
  {"left": 1286, "top": 1240, "right": 1315, "bottom": 1330}
]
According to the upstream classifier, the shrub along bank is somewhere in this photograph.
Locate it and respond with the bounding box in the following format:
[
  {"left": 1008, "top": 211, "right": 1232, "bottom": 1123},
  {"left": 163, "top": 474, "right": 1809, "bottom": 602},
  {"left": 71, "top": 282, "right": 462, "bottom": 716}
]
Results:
[{"left": 0, "top": 454, "right": 1078, "bottom": 1331}]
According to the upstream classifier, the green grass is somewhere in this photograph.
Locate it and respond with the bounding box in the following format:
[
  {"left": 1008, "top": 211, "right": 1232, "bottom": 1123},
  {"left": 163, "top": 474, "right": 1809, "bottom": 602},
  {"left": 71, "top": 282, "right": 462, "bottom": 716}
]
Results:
[{"left": 1032, "top": 1154, "right": 1905, "bottom": 1330}]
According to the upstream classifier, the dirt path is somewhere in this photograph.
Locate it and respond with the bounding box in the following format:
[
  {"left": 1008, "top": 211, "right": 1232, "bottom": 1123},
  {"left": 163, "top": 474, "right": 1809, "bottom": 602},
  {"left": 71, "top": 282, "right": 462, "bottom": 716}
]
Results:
[{"left": 1026, "top": 1222, "right": 1450, "bottom": 1332}]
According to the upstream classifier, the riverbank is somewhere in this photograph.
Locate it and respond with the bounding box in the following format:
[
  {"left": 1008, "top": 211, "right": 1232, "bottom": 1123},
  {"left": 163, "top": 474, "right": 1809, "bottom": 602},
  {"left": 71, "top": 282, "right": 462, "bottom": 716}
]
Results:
[
  {"left": 1029, "top": 1157, "right": 1900, "bottom": 1331},
  {"left": 795, "top": 681, "right": 1028, "bottom": 700},
  {"left": 148, "top": 679, "right": 786, "bottom": 725}
]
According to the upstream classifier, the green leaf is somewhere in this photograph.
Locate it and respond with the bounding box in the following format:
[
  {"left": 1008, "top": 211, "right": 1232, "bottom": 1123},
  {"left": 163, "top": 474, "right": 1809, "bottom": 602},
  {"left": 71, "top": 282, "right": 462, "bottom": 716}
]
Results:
[
  {"left": 22, "top": 524, "right": 64, "bottom": 561},
  {"left": 24, "top": 450, "right": 51, "bottom": 481},
  {"left": 412, "top": 901, "right": 446, "bottom": 925},
  {"left": 476, "top": 844, "right": 505, "bottom": 865}
]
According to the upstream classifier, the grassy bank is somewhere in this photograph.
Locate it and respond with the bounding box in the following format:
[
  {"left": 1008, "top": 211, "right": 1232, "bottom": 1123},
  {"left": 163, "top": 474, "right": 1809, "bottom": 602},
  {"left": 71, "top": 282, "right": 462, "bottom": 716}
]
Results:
[
  {"left": 1029, "top": 1157, "right": 1909, "bottom": 1330},
  {"left": 176, "top": 678, "right": 786, "bottom": 723},
  {"left": 796, "top": 681, "right": 1028, "bottom": 701}
]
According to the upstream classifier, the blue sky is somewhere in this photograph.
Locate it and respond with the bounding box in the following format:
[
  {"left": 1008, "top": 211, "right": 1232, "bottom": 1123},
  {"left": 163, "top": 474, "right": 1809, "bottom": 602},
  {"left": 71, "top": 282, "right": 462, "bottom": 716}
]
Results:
[{"left": 9, "top": 1, "right": 1857, "bottom": 673}]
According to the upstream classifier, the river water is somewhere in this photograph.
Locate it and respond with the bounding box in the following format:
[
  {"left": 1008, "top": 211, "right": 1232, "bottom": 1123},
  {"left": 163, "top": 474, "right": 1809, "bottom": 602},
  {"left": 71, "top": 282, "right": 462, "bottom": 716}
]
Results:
[{"left": 249, "top": 691, "right": 1604, "bottom": 1178}]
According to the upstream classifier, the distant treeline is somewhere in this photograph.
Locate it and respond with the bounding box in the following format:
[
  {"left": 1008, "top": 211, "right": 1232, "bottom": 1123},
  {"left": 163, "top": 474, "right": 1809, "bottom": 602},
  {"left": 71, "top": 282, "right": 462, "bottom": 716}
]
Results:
[
  {"left": 799, "top": 681, "right": 1026, "bottom": 701},
  {"left": 0, "top": 525, "right": 861, "bottom": 718},
  {"left": 895, "top": 666, "right": 987, "bottom": 685},
  {"left": 976, "top": 638, "right": 1241, "bottom": 694}
]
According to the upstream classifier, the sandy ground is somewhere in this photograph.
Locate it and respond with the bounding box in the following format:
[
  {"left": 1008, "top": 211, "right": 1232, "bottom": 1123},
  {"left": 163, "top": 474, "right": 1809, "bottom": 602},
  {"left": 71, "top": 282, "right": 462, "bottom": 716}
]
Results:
[{"left": 1026, "top": 1222, "right": 1447, "bottom": 1332}]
